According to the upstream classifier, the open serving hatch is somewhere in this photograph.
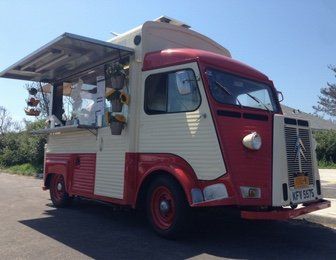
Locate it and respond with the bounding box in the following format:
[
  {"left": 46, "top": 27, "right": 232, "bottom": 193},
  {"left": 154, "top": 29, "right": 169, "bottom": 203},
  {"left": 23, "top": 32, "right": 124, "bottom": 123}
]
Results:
[
  {"left": 0, "top": 33, "right": 134, "bottom": 135},
  {"left": 0, "top": 32, "right": 133, "bottom": 83}
]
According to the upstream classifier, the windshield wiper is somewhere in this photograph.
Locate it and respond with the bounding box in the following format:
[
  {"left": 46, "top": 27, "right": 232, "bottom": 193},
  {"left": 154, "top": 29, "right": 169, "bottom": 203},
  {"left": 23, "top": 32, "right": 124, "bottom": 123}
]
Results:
[
  {"left": 214, "top": 80, "right": 242, "bottom": 107},
  {"left": 245, "top": 93, "right": 270, "bottom": 112}
]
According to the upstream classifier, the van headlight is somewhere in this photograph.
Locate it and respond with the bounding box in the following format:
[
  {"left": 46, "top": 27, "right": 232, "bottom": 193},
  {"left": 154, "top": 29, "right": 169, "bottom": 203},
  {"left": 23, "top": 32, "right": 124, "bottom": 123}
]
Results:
[{"left": 242, "top": 132, "right": 262, "bottom": 150}]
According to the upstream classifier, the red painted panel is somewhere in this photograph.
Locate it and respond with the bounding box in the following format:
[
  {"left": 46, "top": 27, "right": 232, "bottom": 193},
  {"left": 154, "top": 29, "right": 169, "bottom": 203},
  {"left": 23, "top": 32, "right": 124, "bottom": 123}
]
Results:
[
  {"left": 241, "top": 199, "right": 330, "bottom": 220},
  {"left": 45, "top": 153, "right": 96, "bottom": 197},
  {"left": 44, "top": 153, "right": 73, "bottom": 192},
  {"left": 71, "top": 154, "right": 96, "bottom": 196},
  {"left": 124, "top": 153, "right": 139, "bottom": 205},
  {"left": 197, "top": 61, "right": 280, "bottom": 206},
  {"left": 143, "top": 48, "right": 270, "bottom": 83},
  {"left": 124, "top": 153, "right": 200, "bottom": 207}
]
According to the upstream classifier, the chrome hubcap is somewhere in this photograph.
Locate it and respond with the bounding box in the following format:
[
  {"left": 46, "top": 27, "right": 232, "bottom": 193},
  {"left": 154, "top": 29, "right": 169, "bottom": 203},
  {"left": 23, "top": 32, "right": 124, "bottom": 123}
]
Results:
[
  {"left": 159, "top": 200, "right": 170, "bottom": 214},
  {"left": 57, "top": 182, "right": 63, "bottom": 191}
]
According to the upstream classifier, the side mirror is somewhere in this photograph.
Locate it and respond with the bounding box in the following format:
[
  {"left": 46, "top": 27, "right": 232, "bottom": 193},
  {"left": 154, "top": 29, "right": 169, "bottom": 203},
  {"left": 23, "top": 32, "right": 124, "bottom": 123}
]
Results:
[
  {"left": 277, "top": 91, "right": 284, "bottom": 102},
  {"left": 175, "top": 71, "right": 192, "bottom": 95}
]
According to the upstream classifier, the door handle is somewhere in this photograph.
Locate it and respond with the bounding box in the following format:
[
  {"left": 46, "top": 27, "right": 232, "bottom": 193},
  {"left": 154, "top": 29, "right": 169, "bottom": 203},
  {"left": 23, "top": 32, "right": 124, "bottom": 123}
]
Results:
[
  {"left": 196, "top": 113, "right": 207, "bottom": 122},
  {"left": 99, "top": 137, "right": 104, "bottom": 151},
  {"left": 75, "top": 157, "right": 81, "bottom": 166}
]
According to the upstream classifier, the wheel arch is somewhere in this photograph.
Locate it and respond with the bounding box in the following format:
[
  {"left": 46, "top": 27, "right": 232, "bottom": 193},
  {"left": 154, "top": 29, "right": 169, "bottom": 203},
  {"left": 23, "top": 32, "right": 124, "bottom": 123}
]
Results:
[
  {"left": 44, "top": 159, "right": 70, "bottom": 190},
  {"left": 44, "top": 173, "right": 54, "bottom": 189},
  {"left": 135, "top": 167, "right": 198, "bottom": 209}
]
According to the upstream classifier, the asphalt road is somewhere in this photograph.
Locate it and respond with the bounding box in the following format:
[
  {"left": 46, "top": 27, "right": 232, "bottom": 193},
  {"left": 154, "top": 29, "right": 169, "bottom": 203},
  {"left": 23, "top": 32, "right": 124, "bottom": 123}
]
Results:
[
  {"left": 319, "top": 169, "right": 336, "bottom": 199},
  {"left": 0, "top": 172, "right": 335, "bottom": 260}
]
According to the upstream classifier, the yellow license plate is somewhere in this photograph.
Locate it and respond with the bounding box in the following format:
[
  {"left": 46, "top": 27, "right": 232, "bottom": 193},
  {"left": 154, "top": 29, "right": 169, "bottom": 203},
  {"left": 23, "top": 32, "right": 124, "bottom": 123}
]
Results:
[{"left": 294, "top": 176, "right": 309, "bottom": 189}]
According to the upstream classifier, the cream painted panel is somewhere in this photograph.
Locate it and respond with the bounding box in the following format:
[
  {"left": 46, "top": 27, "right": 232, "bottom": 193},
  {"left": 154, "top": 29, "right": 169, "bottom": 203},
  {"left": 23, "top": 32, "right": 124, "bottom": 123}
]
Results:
[
  {"left": 272, "top": 114, "right": 289, "bottom": 206},
  {"left": 311, "top": 136, "right": 323, "bottom": 198},
  {"left": 94, "top": 127, "right": 128, "bottom": 199},
  {"left": 141, "top": 21, "right": 231, "bottom": 58},
  {"left": 308, "top": 128, "right": 323, "bottom": 200},
  {"left": 138, "top": 63, "right": 226, "bottom": 180},
  {"left": 46, "top": 131, "right": 98, "bottom": 153},
  {"left": 272, "top": 115, "right": 323, "bottom": 206}
]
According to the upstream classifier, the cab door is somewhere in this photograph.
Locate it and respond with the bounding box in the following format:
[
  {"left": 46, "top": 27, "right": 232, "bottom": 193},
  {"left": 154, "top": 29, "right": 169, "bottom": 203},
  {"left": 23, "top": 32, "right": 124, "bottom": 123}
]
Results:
[{"left": 138, "top": 62, "right": 226, "bottom": 180}]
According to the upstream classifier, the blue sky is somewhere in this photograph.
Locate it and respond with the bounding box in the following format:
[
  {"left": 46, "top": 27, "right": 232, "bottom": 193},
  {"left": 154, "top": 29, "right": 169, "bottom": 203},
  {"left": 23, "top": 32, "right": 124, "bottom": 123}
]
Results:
[{"left": 0, "top": 0, "right": 335, "bottom": 121}]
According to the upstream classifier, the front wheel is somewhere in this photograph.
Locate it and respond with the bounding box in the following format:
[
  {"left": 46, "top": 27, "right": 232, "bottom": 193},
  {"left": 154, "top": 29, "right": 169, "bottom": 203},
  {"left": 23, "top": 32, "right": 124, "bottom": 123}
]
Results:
[
  {"left": 50, "top": 174, "right": 71, "bottom": 207},
  {"left": 146, "top": 177, "right": 190, "bottom": 238}
]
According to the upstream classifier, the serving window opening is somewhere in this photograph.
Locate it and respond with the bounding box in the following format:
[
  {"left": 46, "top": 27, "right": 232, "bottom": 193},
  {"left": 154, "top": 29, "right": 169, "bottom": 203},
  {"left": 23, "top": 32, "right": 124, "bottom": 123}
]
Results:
[
  {"left": 47, "top": 61, "right": 129, "bottom": 129},
  {"left": 0, "top": 33, "right": 134, "bottom": 134}
]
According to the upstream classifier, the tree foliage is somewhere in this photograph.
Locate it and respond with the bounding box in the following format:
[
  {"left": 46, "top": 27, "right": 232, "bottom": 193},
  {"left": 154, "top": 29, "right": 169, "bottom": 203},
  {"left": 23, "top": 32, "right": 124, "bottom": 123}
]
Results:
[
  {"left": 313, "top": 66, "right": 336, "bottom": 118},
  {"left": 0, "top": 106, "right": 13, "bottom": 135},
  {"left": 0, "top": 117, "right": 46, "bottom": 168},
  {"left": 314, "top": 130, "right": 336, "bottom": 164}
]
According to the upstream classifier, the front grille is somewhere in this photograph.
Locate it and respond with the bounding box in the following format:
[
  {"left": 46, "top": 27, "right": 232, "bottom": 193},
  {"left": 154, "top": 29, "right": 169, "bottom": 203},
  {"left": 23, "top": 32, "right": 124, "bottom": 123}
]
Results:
[{"left": 284, "top": 125, "right": 314, "bottom": 187}]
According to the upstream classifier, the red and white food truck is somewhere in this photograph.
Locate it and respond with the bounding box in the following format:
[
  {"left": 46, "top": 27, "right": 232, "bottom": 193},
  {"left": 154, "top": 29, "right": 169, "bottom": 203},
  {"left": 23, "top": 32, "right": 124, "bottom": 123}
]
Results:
[{"left": 0, "top": 16, "right": 330, "bottom": 237}]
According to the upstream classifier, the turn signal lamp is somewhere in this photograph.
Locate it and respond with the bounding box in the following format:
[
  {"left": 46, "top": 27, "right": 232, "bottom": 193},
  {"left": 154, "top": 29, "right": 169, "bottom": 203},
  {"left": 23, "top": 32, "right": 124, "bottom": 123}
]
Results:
[
  {"left": 242, "top": 132, "right": 262, "bottom": 150},
  {"left": 191, "top": 188, "right": 204, "bottom": 203}
]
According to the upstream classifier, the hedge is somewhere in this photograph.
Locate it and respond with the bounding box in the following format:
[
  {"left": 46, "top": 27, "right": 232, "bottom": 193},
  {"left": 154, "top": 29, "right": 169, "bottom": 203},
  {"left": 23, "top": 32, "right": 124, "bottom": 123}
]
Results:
[{"left": 314, "top": 130, "right": 336, "bottom": 165}]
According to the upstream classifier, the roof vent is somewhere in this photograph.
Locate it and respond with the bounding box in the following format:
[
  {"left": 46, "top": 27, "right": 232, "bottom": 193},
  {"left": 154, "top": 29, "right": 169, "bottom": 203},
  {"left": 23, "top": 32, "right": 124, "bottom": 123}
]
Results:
[
  {"left": 154, "top": 16, "right": 191, "bottom": 29},
  {"left": 292, "top": 109, "right": 301, "bottom": 114}
]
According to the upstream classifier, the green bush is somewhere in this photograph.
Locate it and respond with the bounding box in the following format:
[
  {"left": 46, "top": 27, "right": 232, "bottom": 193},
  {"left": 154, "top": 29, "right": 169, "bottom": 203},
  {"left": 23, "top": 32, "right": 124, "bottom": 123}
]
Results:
[
  {"left": 314, "top": 130, "right": 336, "bottom": 165},
  {"left": 0, "top": 120, "right": 46, "bottom": 170},
  {"left": 318, "top": 160, "right": 336, "bottom": 169}
]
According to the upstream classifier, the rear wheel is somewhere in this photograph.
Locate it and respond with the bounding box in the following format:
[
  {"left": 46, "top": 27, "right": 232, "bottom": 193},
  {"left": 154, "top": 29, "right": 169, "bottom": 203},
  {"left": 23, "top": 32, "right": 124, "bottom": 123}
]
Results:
[
  {"left": 50, "top": 174, "right": 71, "bottom": 207},
  {"left": 146, "top": 176, "right": 189, "bottom": 238}
]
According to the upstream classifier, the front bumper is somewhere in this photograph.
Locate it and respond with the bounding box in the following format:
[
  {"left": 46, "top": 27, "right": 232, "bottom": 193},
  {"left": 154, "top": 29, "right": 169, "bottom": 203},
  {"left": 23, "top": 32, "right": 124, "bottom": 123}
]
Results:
[{"left": 241, "top": 199, "right": 330, "bottom": 220}]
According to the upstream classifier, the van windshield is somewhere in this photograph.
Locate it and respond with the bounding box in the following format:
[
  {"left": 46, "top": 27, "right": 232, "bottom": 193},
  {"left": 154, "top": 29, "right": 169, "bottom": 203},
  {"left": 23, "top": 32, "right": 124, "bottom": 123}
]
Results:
[{"left": 206, "top": 69, "right": 278, "bottom": 112}]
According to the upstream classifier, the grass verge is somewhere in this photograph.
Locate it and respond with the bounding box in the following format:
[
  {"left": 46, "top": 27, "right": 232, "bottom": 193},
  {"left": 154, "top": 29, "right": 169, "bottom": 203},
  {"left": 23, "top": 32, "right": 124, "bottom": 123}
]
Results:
[
  {"left": 318, "top": 161, "right": 336, "bottom": 169},
  {"left": 0, "top": 163, "right": 42, "bottom": 176}
]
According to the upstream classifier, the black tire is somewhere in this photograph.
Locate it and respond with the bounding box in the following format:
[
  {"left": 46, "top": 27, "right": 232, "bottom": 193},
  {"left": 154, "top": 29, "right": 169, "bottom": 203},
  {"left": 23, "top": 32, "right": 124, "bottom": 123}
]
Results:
[
  {"left": 146, "top": 176, "right": 190, "bottom": 238},
  {"left": 49, "top": 174, "right": 72, "bottom": 208}
]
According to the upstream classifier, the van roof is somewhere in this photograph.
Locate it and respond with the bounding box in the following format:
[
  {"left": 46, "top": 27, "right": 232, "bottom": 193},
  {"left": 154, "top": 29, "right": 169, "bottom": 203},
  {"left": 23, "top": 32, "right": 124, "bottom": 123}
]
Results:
[{"left": 143, "top": 48, "right": 270, "bottom": 83}]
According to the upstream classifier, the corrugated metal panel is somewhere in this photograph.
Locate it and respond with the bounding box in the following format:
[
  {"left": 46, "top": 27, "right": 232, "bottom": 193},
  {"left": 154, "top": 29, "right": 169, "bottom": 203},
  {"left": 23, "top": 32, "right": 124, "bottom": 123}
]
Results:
[
  {"left": 94, "top": 127, "right": 128, "bottom": 199},
  {"left": 139, "top": 111, "right": 225, "bottom": 180},
  {"left": 285, "top": 126, "right": 300, "bottom": 187},
  {"left": 299, "top": 128, "right": 313, "bottom": 184},
  {"left": 46, "top": 131, "right": 97, "bottom": 153},
  {"left": 72, "top": 154, "right": 96, "bottom": 195},
  {"left": 139, "top": 63, "right": 226, "bottom": 180},
  {"left": 285, "top": 125, "right": 314, "bottom": 187},
  {"left": 272, "top": 115, "right": 290, "bottom": 206},
  {"left": 46, "top": 153, "right": 72, "bottom": 161}
]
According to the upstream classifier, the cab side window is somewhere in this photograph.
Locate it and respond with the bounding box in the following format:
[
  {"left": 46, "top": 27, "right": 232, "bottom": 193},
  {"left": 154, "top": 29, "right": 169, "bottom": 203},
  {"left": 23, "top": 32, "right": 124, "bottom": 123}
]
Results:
[{"left": 144, "top": 69, "right": 201, "bottom": 114}]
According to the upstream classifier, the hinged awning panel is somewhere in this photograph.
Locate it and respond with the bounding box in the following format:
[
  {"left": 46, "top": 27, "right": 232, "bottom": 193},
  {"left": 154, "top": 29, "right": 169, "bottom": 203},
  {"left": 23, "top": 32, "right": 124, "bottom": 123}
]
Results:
[{"left": 0, "top": 33, "right": 134, "bottom": 83}]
